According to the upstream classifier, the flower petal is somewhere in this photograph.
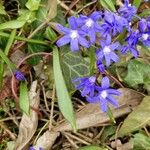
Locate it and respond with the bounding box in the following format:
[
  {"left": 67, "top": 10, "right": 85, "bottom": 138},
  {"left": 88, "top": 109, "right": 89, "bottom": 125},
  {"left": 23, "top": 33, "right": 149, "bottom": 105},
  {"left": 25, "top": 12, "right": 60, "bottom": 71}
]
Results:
[
  {"left": 89, "top": 29, "right": 96, "bottom": 44},
  {"left": 101, "top": 76, "right": 110, "bottom": 89},
  {"left": 68, "top": 16, "right": 78, "bottom": 30},
  {"left": 105, "top": 54, "right": 111, "bottom": 66},
  {"left": 86, "top": 96, "right": 99, "bottom": 103},
  {"left": 110, "top": 52, "right": 119, "bottom": 63},
  {"left": 107, "top": 96, "right": 119, "bottom": 107},
  {"left": 110, "top": 42, "right": 120, "bottom": 50},
  {"left": 57, "top": 24, "right": 70, "bottom": 34},
  {"left": 90, "top": 11, "right": 102, "bottom": 21},
  {"left": 56, "top": 35, "right": 70, "bottom": 47},
  {"left": 99, "top": 97, "right": 108, "bottom": 112},
  {"left": 106, "top": 89, "right": 121, "bottom": 96},
  {"left": 70, "top": 38, "right": 79, "bottom": 51},
  {"left": 78, "top": 36, "right": 90, "bottom": 48}
]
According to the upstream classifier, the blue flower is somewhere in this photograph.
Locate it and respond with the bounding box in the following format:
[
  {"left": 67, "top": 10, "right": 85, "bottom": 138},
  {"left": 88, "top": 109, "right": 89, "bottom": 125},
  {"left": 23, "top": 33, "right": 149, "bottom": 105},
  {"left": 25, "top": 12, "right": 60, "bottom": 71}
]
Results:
[
  {"left": 121, "top": 30, "right": 139, "bottom": 57},
  {"left": 138, "top": 19, "right": 150, "bottom": 47},
  {"left": 87, "top": 76, "right": 120, "bottom": 112},
  {"left": 14, "top": 70, "right": 26, "bottom": 81},
  {"left": 96, "top": 60, "right": 105, "bottom": 73},
  {"left": 77, "top": 11, "right": 102, "bottom": 43},
  {"left": 96, "top": 34, "right": 120, "bottom": 66},
  {"left": 121, "top": 44, "right": 139, "bottom": 57},
  {"left": 29, "top": 147, "right": 43, "bottom": 150},
  {"left": 100, "top": 11, "right": 128, "bottom": 37},
  {"left": 73, "top": 76, "right": 97, "bottom": 97},
  {"left": 118, "top": 0, "right": 137, "bottom": 21},
  {"left": 56, "top": 16, "right": 90, "bottom": 51}
]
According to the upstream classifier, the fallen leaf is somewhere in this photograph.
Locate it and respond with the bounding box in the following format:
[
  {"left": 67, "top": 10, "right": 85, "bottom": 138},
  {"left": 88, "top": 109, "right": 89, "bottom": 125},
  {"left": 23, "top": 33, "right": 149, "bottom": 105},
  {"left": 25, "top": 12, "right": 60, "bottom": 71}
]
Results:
[
  {"left": 14, "top": 81, "right": 40, "bottom": 150},
  {"left": 54, "top": 88, "right": 144, "bottom": 131},
  {"left": 34, "top": 131, "right": 60, "bottom": 150}
]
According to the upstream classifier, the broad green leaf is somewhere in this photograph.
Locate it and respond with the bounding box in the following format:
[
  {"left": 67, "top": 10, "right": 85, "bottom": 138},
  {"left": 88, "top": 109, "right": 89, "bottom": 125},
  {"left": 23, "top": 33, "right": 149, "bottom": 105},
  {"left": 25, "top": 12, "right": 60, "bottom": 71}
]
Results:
[
  {"left": 0, "top": 11, "right": 34, "bottom": 30},
  {"left": 118, "top": 96, "right": 150, "bottom": 136},
  {"left": 53, "top": 47, "right": 76, "bottom": 132},
  {"left": 26, "top": 0, "right": 41, "bottom": 11},
  {"left": 99, "top": 0, "right": 116, "bottom": 12},
  {"left": 19, "top": 82, "right": 30, "bottom": 115},
  {"left": 133, "top": 133, "right": 150, "bottom": 150},
  {"left": 78, "top": 145, "right": 107, "bottom": 150},
  {"left": 133, "top": 0, "right": 142, "bottom": 9},
  {"left": 0, "top": 20, "right": 25, "bottom": 30},
  {"left": 32, "top": 0, "right": 48, "bottom": 28},
  {"left": 61, "top": 48, "right": 90, "bottom": 92},
  {"left": 0, "top": 3, "right": 6, "bottom": 15},
  {"left": 124, "top": 59, "right": 150, "bottom": 87}
]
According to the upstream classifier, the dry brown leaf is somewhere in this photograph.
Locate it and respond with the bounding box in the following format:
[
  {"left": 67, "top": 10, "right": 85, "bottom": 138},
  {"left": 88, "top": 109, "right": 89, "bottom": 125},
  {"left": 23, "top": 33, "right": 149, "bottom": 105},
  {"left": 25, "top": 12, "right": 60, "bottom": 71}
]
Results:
[
  {"left": 54, "top": 88, "right": 144, "bottom": 131},
  {"left": 14, "top": 81, "right": 40, "bottom": 150},
  {"left": 34, "top": 131, "right": 60, "bottom": 150}
]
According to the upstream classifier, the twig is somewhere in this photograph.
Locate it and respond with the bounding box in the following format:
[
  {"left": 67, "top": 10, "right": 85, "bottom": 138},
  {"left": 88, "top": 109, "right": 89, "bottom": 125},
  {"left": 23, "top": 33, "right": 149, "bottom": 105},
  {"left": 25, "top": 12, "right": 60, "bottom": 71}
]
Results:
[
  {"left": 0, "top": 122, "right": 16, "bottom": 140},
  {"left": 49, "top": 84, "right": 55, "bottom": 131}
]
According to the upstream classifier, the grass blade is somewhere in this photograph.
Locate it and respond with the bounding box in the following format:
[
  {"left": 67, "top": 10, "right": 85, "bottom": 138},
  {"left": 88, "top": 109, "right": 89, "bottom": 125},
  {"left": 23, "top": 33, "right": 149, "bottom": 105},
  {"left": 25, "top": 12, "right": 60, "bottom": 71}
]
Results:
[{"left": 53, "top": 46, "right": 76, "bottom": 132}]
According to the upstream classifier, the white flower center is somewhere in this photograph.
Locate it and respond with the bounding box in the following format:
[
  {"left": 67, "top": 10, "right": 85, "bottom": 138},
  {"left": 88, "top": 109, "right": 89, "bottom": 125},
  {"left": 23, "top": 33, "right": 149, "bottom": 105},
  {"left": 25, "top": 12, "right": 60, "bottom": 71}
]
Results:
[
  {"left": 103, "top": 46, "right": 111, "bottom": 55},
  {"left": 85, "top": 18, "right": 94, "bottom": 27},
  {"left": 100, "top": 90, "right": 107, "bottom": 99},
  {"left": 70, "top": 30, "right": 79, "bottom": 39},
  {"left": 142, "top": 33, "right": 149, "bottom": 40},
  {"left": 128, "top": 4, "right": 131, "bottom": 7},
  {"left": 89, "top": 76, "right": 96, "bottom": 83}
]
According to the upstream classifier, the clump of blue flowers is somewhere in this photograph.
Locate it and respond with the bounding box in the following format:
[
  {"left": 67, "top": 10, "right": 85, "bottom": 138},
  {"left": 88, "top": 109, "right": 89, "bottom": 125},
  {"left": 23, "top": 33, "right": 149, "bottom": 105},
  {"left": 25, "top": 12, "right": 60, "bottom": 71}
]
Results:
[{"left": 56, "top": 0, "right": 150, "bottom": 112}]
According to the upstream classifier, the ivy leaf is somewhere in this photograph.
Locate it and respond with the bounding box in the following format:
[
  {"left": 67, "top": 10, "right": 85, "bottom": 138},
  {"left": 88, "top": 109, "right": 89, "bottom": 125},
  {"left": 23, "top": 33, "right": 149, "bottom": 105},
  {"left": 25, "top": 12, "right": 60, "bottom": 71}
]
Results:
[
  {"left": 118, "top": 96, "right": 150, "bottom": 136},
  {"left": 26, "top": 0, "right": 41, "bottom": 11},
  {"left": 19, "top": 82, "right": 30, "bottom": 115},
  {"left": 60, "top": 48, "right": 90, "bottom": 92},
  {"left": 124, "top": 59, "right": 150, "bottom": 87}
]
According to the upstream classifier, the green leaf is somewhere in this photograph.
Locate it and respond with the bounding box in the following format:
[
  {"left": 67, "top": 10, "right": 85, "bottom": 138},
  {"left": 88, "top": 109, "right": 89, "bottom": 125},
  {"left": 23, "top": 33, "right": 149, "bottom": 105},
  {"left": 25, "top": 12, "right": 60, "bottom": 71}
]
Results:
[
  {"left": 124, "top": 59, "right": 150, "bottom": 87},
  {"left": 139, "top": 9, "right": 150, "bottom": 18},
  {"left": 0, "top": 11, "right": 34, "bottom": 30},
  {"left": 45, "top": 27, "right": 57, "bottom": 41},
  {"left": 118, "top": 96, "right": 150, "bottom": 136},
  {"left": 133, "top": 133, "right": 150, "bottom": 150},
  {"left": 61, "top": 48, "right": 90, "bottom": 92},
  {"left": 78, "top": 145, "right": 107, "bottom": 150},
  {"left": 99, "top": 0, "right": 116, "bottom": 12},
  {"left": 53, "top": 46, "right": 76, "bottom": 132},
  {"left": 27, "top": 32, "right": 48, "bottom": 65},
  {"left": 0, "top": 20, "right": 25, "bottom": 30},
  {"left": 0, "top": 2, "right": 6, "bottom": 15},
  {"left": 18, "top": 0, "right": 28, "bottom": 7},
  {"left": 19, "top": 82, "right": 30, "bottom": 115},
  {"left": 26, "top": 0, "right": 41, "bottom": 11},
  {"left": 133, "top": 0, "right": 142, "bottom": 9}
]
